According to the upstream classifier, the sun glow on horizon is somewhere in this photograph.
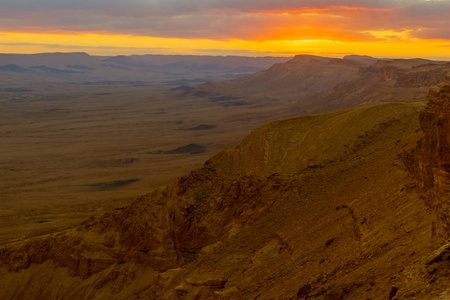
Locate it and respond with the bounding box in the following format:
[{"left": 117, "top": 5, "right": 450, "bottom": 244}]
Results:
[
  {"left": 0, "top": 1, "right": 448, "bottom": 59},
  {"left": 1, "top": 29, "right": 449, "bottom": 60}
]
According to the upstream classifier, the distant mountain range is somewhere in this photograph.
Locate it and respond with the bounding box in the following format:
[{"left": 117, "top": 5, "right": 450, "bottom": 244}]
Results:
[
  {"left": 1, "top": 51, "right": 450, "bottom": 299},
  {"left": 0, "top": 52, "right": 291, "bottom": 90},
  {"left": 2, "top": 80, "right": 449, "bottom": 298},
  {"left": 191, "top": 54, "right": 450, "bottom": 114},
  {"left": 3, "top": 52, "right": 448, "bottom": 114}
]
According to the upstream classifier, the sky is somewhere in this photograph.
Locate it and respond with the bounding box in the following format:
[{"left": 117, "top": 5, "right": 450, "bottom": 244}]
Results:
[{"left": 1, "top": 0, "right": 450, "bottom": 59}]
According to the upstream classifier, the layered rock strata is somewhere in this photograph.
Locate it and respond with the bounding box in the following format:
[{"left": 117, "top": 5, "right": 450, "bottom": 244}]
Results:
[{"left": 415, "top": 84, "right": 450, "bottom": 191}]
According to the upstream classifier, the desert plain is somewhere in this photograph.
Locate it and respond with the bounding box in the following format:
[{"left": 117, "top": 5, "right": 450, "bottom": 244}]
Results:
[{"left": 0, "top": 81, "right": 301, "bottom": 245}]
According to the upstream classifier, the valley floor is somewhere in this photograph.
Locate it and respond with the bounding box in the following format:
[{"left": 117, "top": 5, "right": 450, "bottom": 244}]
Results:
[
  {"left": 3, "top": 98, "right": 447, "bottom": 299},
  {"left": 0, "top": 84, "right": 303, "bottom": 245}
]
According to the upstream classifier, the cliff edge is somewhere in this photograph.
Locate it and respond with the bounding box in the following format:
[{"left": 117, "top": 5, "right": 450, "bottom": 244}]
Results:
[{"left": 1, "top": 86, "right": 450, "bottom": 299}]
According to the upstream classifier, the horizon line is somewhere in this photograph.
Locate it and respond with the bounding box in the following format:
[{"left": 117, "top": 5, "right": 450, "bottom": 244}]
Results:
[{"left": 1, "top": 51, "right": 450, "bottom": 61}]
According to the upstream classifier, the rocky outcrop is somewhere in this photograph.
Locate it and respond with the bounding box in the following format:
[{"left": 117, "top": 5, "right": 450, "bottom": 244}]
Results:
[
  {"left": 0, "top": 99, "right": 441, "bottom": 299},
  {"left": 190, "top": 55, "right": 364, "bottom": 105},
  {"left": 358, "top": 60, "right": 450, "bottom": 88},
  {"left": 208, "top": 101, "right": 423, "bottom": 179},
  {"left": 192, "top": 56, "right": 450, "bottom": 116},
  {"left": 415, "top": 84, "right": 450, "bottom": 191},
  {"left": 306, "top": 63, "right": 449, "bottom": 115},
  {"left": 414, "top": 83, "right": 450, "bottom": 246},
  {"left": 0, "top": 166, "right": 291, "bottom": 280},
  {"left": 396, "top": 67, "right": 449, "bottom": 88},
  {"left": 390, "top": 85, "right": 450, "bottom": 299}
]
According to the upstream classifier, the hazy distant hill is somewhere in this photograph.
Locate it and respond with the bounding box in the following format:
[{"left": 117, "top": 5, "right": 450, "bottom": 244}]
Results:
[
  {"left": 0, "top": 52, "right": 291, "bottom": 89},
  {"left": 191, "top": 54, "right": 450, "bottom": 114},
  {"left": 104, "top": 54, "right": 288, "bottom": 71},
  {"left": 1, "top": 49, "right": 450, "bottom": 299},
  {"left": 194, "top": 55, "right": 366, "bottom": 99},
  {"left": 303, "top": 58, "right": 450, "bottom": 113},
  {"left": 191, "top": 55, "right": 365, "bottom": 101}
]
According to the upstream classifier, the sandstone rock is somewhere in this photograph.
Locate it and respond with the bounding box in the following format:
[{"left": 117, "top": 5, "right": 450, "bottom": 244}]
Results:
[
  {"left": 415, "top": 84, "right": 450, "bottom": 191},
  {"left": 0, "top": 96, "right": 442, "bottom": 299},
  {"left": 213, "top": 286, "right": 239, "bottom": 299},
  {"left": 414, "top": 84, "right": 450, "bottom": 241}
]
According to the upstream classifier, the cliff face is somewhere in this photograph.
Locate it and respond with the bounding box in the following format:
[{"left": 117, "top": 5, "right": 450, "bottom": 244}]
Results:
[
  {"left": 1, "top": 99, "right": 436, "bottom": 300},
  {"left": 388, "top": 84, "right": 450, "bottom": 300},
  {"left": 191, "top": 55, "right": 362, "bottom": 103},
  {"left": 0, "top": 168, "right": 288, "bottom": 276},
  {"left": 207, "top": 102, "right": 423, "bottom": 179},
  {"left": 414, "top": 84, "right": 450, "bottom": 243},
  {"left": 1, "top": 86, "right": 449, "bottom": 299},
  {"left": 415, "top": 84, "right": 450, "bottom": 191},
  {"left": 358, "top": 61, "right": 450, "bottom": 88},
  {"left": 192, "top": 56, "right": 450, "bottom": 116}
]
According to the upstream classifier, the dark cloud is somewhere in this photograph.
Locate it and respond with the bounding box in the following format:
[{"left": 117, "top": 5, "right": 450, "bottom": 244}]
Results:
[
  {"left": 1, "top": 0, "right": 448, "bottom": 11},
  {"left": 413, "top": 27, "right": 450, "bottom": 40},
  {"left": 0, "top": 0, "right": 434, "bottom": 14},
  {"left": 402, "top": 0, "right": 450, "bottom": 16}
]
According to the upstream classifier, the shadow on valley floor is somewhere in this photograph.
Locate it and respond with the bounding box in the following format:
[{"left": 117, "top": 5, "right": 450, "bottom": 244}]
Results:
[{"left": 82, "top": 178, "right": 143, "bottom": 191}]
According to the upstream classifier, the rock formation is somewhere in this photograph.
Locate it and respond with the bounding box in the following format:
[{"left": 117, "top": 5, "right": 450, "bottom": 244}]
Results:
[
  {"left": 415, "top": 84, "right": 450, "bottom": 191},
  {"left": 192, "top": 55, "right": 450, "bottom": 116},
  {"left": 1, "top": 85, "right": 449, "bottom": 299},
  {"left": 388, "top": 84, "right": 450, "bottom": 299}
]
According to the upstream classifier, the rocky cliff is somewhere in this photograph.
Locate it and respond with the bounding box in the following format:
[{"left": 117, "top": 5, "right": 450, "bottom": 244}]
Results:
[
  {"left": 358, "top": 60, "right": 449, "bottom": 88},
  {"left": 415, "top": 84, "right": 450, "bottom": 191},
  {"left": 190, "top": 55, "right": 364, "bottom": 105},
  {"left": 413, "top": 84, "right": 450, "bottom": 243},
  {"left": 386, "top": 84, "right": 450, "bottom": 300},
  {"left": 2, "top": 85, "right": 450, "bottom": 299},
  {"left": 192, "top": 56, "right": 450, "bottom": 117}
]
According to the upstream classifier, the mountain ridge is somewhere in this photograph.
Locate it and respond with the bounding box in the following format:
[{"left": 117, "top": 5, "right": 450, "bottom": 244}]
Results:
[
  {"left": 1, "top": 51, "right": 450, "bottom": 299},
  {"left": 2, "top": 86, "right": 449, "bottom": 298},
  {"left": 0, "top": 52, "right": 292, "bottom": 88},
  {"left": 191, "top": 55, "right": 450, "bottom": 116}
]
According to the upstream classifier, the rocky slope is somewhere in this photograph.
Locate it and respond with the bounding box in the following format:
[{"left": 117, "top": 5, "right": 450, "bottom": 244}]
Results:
[
  {"left": 306, "top": 60, "right": 450, "bottom": 114},
  {"left": 191, "top": 55, "right": 365, "bottom": 105},
  {"left": 0, "top": 86, "right": 449, "bottom": 299},
  {"left": 415, "top": 84, "right": 450, "bottom": 191},
  {"left": 192, "top": 55, "right": 450, "bottom": 115},
  {"left": 391, "top": 84, "right": 450, "bottom": 300}
]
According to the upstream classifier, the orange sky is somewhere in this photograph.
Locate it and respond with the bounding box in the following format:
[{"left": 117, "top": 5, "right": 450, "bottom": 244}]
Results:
[{"left": 1, "top": 2, "right": 449, "bottom": 59}]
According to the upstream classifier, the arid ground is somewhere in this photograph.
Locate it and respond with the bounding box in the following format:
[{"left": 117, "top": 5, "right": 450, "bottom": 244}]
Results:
[
  {"left": 0, "top": 82, "right": 302, "bottom": 245},
  {"left": 1, "top": 54, "right": 449, "bottom": 299}
]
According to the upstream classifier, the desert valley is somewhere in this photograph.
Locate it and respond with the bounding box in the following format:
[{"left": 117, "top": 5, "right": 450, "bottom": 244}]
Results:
[{"left": 0, "top": 52, "right": 449, "bottom": 299}]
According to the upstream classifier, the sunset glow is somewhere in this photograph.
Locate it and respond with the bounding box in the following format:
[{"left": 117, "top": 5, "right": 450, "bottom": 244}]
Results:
[{"left": 1, "top": 0, "right": 449, "bottom": 59}]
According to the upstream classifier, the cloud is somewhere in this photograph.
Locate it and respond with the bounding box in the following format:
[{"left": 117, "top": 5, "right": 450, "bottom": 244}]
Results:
[
  {"left": 0, "top": 0, "right": 449, "bottom": 41},
  {"left": 0, "top": 41, "right": 289, "bottom": 56},
  {"left": 2, "top": 0, "right": 442, "bottom": 13},
  {"left": 0, "top": 42, "right": 170, "bottom": 51},
  {"left": 402, "top": 0, "right": 450, "bottom": 16},
  {"left": 0, "top": 41, "right": 185, "bottom": 56},
  {"left": 413, "top": 27, "right": 450, "bottom": 40}
]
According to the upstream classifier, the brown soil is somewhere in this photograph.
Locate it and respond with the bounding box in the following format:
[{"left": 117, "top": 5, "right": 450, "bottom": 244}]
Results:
[
  {"left": 0, "top": 85, "right": 299, "bottom": 246},
  {"left": 2, "top": 97, "right": 443, "bottom": 299}
]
